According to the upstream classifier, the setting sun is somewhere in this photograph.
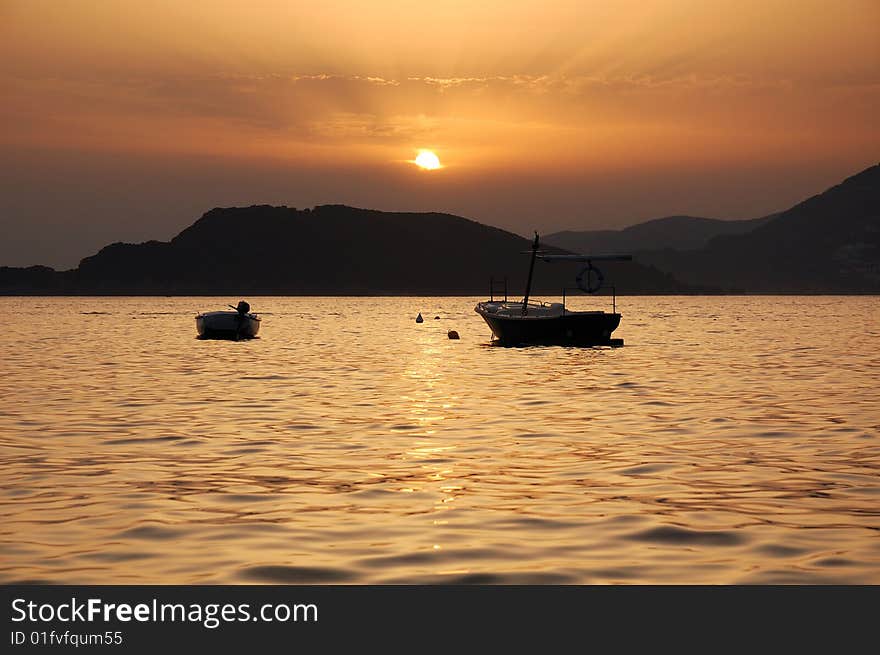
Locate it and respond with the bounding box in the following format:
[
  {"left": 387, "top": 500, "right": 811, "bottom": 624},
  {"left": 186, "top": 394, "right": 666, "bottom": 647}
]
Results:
[{"left": 414, "top": 150, "right": 442, "bottom": 170}]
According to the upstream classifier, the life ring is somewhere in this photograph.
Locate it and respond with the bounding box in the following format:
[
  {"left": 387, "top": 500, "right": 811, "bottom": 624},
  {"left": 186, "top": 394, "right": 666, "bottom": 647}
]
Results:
[{"left": 576, "top": 263, "right": 604, "bottom": 293}]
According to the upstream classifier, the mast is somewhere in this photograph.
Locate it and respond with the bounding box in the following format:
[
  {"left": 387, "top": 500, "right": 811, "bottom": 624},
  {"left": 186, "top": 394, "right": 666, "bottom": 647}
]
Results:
[{"left": 521, "top": 231, "right": 539, "bottom": 315}]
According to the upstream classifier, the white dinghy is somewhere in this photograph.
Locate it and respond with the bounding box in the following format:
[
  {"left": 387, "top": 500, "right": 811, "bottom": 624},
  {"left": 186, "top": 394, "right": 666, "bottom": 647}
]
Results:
[{"left": 196, "top": 300, "right": 261, "bottom": 340}]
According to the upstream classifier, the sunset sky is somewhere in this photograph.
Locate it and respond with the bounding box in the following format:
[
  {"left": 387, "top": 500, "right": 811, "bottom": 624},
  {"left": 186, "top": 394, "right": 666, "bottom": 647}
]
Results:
[{"left": 2, "top": 1, "right": 878, "bottom": 268}]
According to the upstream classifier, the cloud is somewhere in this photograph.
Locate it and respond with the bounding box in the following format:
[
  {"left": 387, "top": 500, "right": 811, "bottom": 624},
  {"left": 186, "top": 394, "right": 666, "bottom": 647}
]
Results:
[{"left": 2, "top": 68, "right": 878, "bottom": 164}]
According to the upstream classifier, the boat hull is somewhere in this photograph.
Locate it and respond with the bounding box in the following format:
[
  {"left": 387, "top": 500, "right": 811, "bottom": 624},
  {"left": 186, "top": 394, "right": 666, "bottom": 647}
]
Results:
[
  {"left": 196, "top": 311, "right": 261, "bottom": 339},
  {"left": 475, "top": 303, "right": 620, "bottom": 346}
]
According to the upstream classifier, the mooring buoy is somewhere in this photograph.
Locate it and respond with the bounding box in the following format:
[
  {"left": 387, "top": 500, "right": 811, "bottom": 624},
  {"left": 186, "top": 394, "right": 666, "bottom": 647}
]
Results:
[
  {"left": 447, "top": 330, "right": 460, "bottom": 340},
  {"left": 416, "top": 313, "right": 424, "bottom": 323}
]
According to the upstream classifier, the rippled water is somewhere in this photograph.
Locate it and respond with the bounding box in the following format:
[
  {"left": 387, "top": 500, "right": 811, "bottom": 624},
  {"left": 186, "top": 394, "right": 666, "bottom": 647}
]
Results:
[{"left": 1, "top": 296, "right": 878, "bottom": 584}]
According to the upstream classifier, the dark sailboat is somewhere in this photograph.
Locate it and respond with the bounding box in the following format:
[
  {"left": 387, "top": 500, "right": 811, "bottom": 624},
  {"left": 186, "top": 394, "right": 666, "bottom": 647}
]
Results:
[{"left": 475, "top": 233, "right": 631, "bottom": 346}]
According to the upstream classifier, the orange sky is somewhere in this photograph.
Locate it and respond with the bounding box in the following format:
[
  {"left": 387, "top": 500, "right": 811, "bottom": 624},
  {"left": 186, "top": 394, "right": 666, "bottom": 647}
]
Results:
[{"left": 1, "top": 1, "right": 878, "bottom": 267}]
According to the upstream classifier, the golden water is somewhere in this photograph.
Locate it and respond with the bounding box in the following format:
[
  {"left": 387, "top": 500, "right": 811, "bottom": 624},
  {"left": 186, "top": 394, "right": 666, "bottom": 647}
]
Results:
[{"left": 1, "top": 296, "right": 878, "bottom": 583}]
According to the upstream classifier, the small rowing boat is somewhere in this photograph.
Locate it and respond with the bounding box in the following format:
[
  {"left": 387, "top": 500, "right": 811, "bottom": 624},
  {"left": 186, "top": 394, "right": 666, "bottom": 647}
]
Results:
[{"left": 196, "top": 300, "right": 261, "bottom": 339}]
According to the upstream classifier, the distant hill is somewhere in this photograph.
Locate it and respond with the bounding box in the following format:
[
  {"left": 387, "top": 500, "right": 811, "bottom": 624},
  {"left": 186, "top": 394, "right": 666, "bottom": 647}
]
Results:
[
  {"left": 4, "top": 163, "right": 877, "bottom": 294},
  {"left": 545, "top": 163, "right": 880, "bottom": 292},
  {"left": 637, "top": 164, "right": 880, "bottom": 291},
  {"left": 0, "top": 205, "right": 689, "bottom": 295},
  {"left": 544, "top": 215, "right": 772, "bottom": 254}
]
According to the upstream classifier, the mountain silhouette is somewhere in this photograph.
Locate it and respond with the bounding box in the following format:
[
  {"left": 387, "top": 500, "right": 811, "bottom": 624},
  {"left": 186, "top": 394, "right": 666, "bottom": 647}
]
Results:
[
  {"left": 0, "top": 205, "right": 688, "bottom": 295},
  {"left": 3, "top": 163, "right": 876, "bottom": 294},
  {"left": 544, "top": 215, "right": 772, "bottom": 254},
  {"left": 637, "top": 163, "right": 880, "bottom": 291}
]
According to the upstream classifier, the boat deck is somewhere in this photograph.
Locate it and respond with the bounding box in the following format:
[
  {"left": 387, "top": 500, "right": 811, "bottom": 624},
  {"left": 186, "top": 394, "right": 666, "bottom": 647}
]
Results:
[{"left": 476, "top": 301, "right": 605, "bottom": 319}]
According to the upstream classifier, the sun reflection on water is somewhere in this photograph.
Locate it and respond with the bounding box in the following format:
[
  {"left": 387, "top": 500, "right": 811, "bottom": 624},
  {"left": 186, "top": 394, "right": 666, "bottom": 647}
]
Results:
[{"left": 1, "top": 296, "right": 878, "bottom": 584}]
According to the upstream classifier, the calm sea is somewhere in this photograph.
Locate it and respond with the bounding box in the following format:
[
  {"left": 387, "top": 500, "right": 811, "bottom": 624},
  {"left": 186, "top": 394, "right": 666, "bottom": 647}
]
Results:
[{"left": 1, "top": 296, "right": 878, "bottom": 584}]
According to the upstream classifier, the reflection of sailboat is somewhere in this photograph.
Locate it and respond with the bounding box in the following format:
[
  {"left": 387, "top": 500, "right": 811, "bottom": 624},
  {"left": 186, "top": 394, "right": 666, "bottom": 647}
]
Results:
[{"left": 474, "top": 233, "right": 631, "bottom": 346}]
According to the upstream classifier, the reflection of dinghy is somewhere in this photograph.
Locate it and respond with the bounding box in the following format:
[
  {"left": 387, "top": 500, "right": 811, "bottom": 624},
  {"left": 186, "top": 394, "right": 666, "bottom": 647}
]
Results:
[
  {"left": 475, "top": 233, "right": 631, "bottom": 346},
  {"left": 196, "top": 301, "right": 261, "bottom": 340}
]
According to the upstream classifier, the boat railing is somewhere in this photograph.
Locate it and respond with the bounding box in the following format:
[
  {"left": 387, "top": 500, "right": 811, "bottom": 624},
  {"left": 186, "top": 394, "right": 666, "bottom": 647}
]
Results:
[
  {"left": 489, "top": 276, "right": 508, "bottom": 302},
  {"left": 561, "top": 285, "right": 617, "bottom": 315},
  {"left": 484, "top": 299, "right": 548, "bottom": 309}
]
